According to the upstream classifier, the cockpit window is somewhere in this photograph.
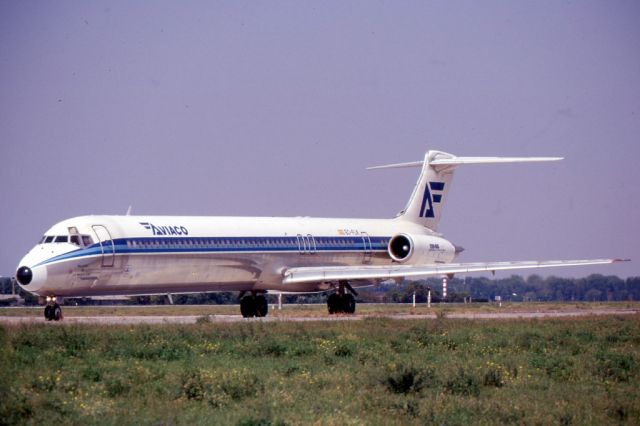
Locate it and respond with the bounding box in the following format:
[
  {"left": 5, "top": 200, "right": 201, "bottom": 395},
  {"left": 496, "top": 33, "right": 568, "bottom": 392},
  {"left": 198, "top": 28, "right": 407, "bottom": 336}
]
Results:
[
  {"left": 44, "top": 236, "right": 54, "bottom": 243},
  {"left": 39, "top": 236, "right": 46, "bottom": 244},
  {"left": 54, "top": 235, "right": 68, "bottom": 243},
  {"left": 82, "top": 235, "right": 94, "bottom": 246},
  {"left": 70, "top": 235, "right": 81, "bottom": 246}
]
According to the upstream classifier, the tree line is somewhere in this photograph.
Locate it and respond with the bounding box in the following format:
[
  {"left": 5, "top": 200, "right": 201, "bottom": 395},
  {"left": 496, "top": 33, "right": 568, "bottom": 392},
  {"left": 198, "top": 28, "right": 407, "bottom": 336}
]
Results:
[{"left": 373, "top": 274, "right": 640, "bottom": 303}]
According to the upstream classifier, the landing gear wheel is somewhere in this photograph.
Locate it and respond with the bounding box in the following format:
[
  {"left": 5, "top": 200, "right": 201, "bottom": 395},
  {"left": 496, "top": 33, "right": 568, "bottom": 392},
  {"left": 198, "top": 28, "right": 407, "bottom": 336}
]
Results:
[
  {"left": 44, "top": 303, "right": 62, "bottom": 321},
  {"left": 327, "top": 293, "right": 340, "bottom": 314},
  {"left": 327, "top": 292, "right": 357, "bottom": 315},
  {"left": 240, "top": 296, "right": 256, "bottom": 318},
  {"left": 52, "top": 304, "right": 62, "bottom": 321},
  {"left": 343, "top": 293, "right": 356, "bottom": 314},
  {"left": 255, "top": 295, "right": 268, "bottom": 317}
]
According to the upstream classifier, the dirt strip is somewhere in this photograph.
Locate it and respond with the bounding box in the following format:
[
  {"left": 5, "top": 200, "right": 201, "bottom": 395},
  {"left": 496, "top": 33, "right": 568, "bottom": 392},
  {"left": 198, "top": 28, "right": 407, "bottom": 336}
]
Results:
[{"left": 0, "top": 309, "right": 636, "bottom": 325}]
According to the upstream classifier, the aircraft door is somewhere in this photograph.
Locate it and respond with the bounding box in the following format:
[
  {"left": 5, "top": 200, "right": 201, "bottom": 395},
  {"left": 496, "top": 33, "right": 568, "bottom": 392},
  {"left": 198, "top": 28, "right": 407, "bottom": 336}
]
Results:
[
  {"left": 361, "top": 232, "right": 372, "bottom": 263},
  {"left": 296, "top": 234, "right": 317, "bottom": 255},
  {"left": 92, "top": 225, "right": 115, "bottom": 267}
]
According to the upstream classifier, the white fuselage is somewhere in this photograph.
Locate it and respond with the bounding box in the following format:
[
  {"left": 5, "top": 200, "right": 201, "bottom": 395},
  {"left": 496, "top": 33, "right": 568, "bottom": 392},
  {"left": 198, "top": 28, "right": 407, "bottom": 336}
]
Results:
[{"left": 16, "top": 215, "right": 456, "bottom": 297}]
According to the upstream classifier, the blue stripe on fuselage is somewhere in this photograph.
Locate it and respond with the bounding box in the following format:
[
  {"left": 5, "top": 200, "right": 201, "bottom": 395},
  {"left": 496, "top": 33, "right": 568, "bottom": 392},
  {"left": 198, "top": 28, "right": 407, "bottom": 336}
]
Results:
[{"left": 35, "top": 235, "right": 391, "bottom": 267}]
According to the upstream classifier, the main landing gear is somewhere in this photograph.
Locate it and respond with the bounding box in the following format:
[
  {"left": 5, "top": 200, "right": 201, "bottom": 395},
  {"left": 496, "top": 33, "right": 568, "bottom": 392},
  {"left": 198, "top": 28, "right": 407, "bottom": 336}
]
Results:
[
  {"left": 327, "top": 281, "right": 357, "bottom": 314},
  {"left": 239, "top": 292, "right": 268, "bottom": 318},
  {"left": 44, "top": 296, "right": 62, "bottom": 321}
]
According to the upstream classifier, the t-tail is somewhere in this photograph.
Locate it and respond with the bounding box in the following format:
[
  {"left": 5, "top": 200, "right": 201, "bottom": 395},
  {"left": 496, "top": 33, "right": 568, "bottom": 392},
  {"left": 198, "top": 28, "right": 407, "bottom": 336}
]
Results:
[{"left": 368, "top": 150, "right": 563, "bottom": 231}]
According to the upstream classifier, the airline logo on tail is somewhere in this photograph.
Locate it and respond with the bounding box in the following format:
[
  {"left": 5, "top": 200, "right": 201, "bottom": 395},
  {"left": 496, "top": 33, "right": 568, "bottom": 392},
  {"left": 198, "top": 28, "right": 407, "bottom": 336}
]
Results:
[{"left": 419, "top": 181, "right": 445, "bottom": 218}]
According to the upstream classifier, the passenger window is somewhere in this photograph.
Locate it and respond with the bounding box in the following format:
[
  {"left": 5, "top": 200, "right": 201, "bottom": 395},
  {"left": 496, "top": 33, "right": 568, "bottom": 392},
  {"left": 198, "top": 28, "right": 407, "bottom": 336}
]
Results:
[
  {"left": 70, "top": 235, "right": 81, "bottom": 246},
  {"left": 54, "top": 236, "right": 68, "bottom": 243},
  {"left": 82, "top": 235, "right": 93, "bottom": 246},
  {"left": 45, "top": 236, "right": 54, "bottom": 243}
]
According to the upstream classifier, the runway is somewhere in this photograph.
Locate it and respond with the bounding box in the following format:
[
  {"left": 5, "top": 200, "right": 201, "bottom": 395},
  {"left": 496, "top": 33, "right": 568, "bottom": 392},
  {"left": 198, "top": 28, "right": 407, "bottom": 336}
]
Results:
[{"left": 0, "top": 308, "right": 636, "bottom": 325}]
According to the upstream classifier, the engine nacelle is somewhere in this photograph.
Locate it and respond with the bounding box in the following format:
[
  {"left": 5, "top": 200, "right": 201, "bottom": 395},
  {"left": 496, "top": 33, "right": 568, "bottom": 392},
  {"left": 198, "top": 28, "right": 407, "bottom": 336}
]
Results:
[{"left": 387, "top": 233, "right": 456, "bottom": 264}]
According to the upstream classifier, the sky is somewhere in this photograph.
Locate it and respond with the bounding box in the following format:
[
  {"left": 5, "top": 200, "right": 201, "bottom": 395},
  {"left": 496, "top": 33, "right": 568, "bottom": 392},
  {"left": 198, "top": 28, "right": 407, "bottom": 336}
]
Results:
[{"left": 1, "top": 1, "right": 639, "bottom": 279}]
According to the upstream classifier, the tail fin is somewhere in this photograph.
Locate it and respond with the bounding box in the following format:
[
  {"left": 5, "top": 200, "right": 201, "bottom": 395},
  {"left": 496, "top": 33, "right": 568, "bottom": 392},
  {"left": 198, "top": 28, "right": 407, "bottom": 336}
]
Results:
[{"left": 368, "top": 150, "right": 563, "bottom": 231}]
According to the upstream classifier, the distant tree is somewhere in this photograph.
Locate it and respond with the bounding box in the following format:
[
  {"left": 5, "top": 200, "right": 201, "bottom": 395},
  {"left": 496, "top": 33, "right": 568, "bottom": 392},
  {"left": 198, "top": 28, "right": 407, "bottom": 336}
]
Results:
[
  {"left": 584, "top": 288, "right": 603, "bottom": 302},
  {"left": 0, "top": 277, "right": 12, "bottom": 294}
]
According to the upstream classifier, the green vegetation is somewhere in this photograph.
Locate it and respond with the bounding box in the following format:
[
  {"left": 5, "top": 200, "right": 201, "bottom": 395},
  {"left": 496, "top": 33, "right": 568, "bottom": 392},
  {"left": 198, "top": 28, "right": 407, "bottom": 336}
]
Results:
[{"left": 1, "top": 316, "right": 639, "bottom": 425}]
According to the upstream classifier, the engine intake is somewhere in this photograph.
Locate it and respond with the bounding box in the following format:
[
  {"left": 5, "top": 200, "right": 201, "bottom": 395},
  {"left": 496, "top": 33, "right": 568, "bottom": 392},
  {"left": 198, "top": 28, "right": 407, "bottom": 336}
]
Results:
[{"left": 388, "top": 234, "right": 413, "bottom": 262}]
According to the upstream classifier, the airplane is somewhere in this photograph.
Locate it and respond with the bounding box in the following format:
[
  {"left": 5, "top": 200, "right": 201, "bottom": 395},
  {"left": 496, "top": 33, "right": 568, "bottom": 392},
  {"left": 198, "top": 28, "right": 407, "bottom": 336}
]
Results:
[{"left": 14, "top": 150, "right": 627, "bottom": 320}]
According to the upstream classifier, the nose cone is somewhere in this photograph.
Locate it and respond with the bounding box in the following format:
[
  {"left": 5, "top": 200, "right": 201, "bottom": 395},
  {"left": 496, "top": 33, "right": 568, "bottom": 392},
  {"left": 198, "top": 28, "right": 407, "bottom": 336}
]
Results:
[
  {"left": 16, "top": 266, "right": 33, "bottom": 285},
  {"left": 15, "top": 249, "right": 48, "bottom": 294}
]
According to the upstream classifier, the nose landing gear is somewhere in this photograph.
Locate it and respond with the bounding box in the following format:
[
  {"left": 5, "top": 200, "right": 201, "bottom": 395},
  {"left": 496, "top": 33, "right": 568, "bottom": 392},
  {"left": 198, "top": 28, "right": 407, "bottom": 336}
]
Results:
[{"left": 44, "top": 296, "right": 62, "bottom": 321}]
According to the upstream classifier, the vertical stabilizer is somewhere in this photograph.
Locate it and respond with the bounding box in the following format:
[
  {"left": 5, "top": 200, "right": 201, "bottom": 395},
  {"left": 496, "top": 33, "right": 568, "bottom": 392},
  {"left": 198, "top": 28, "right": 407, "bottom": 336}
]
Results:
[{"left": 398, "top": 150, "right": 457, "bottom": 231}]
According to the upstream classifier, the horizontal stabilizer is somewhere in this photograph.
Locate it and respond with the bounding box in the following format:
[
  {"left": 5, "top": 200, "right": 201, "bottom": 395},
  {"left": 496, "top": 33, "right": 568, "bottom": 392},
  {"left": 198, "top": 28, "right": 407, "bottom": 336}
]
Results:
[
  {"left": 283, "top": 259, "right": 629, "bottom": 285},
  {"left": 431, "top": 156, "right": 563, "bottom": 165},
  {"left": 366, "top": 161, "right": 424, "bottom": 170},
  {"left": 367, "top": 155, "right": 563, "bottom": 170}
]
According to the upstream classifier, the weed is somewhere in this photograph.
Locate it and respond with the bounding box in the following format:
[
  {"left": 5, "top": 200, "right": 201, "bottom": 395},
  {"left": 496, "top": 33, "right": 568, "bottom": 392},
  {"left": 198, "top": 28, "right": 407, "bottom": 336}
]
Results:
[
  {"left": 261, "top": 339, "right": 287, "bottom": 357},
  {"left": 283, "top": 364, "right": 300, "bottom": 376},
  {"left": 333, "top": 341, "right": 354, "bottom": 357},
  {"left": 516, "top": 330, "right": 545, "bottom": 351},
  {"left": 558, "top": 412, "right": 574, "bottom": 425},
  {"left": 81, "top": 364, "right": 102, "bottom": 382},
  {"left": 444, "top": 368, "right": 480, "bottom": 397},
  {"left": 220, "top": 370, "right": 262, "bottom": 401},
  {"left": 607, "top": 402, "right": 630, "bottom": 422},
  {"left": 383, "top": 364, "right": 436, "bottom": 394},
  {"left": 574, "top": 330, "right": 595, "bottom": 343},
  {"left": 181, "top": 369, "right": 207, "bottom": 401},
  {"left": 105, "top": 377, "right": 130, "bottom": 397},
  {"left": 483, "top": 367, "right": 505, "bottom": 387},
  {"left": 597, "top": 351, "right": 637, "bottom": 382},
  {"left": 180, "top": 368, "right": 262, "bottom": 407},
  {"left": 31, "top": 374, "right": 56, "bottom": 392},
  {"left": 237, "top": 417, "right": 286, "bottom": 426}
]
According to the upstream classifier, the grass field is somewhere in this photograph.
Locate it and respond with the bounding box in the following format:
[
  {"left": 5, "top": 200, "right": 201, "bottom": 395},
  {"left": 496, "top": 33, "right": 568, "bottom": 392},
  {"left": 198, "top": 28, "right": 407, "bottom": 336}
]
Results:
[{"left": 1, "top": 314, "right": 638, "bottom": 425}]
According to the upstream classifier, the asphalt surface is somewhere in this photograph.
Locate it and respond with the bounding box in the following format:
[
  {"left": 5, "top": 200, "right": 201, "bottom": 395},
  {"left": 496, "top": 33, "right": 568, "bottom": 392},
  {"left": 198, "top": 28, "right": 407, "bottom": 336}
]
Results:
[{"left": 0, "top": 309, "right": 636, "bottom": 325}]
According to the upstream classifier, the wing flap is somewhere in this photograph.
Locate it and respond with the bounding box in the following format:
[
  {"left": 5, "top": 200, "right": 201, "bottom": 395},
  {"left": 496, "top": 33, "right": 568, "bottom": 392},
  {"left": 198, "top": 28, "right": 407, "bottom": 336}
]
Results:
[{"left": 282, "top": 259, "right": 628, "bottom": 285}]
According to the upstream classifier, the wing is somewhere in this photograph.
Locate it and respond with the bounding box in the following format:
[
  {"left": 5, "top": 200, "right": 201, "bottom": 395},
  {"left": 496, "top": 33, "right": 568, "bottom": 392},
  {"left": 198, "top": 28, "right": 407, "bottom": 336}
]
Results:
[{"left": 283, "top": 259, "right": 629, "bottom": 285}]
